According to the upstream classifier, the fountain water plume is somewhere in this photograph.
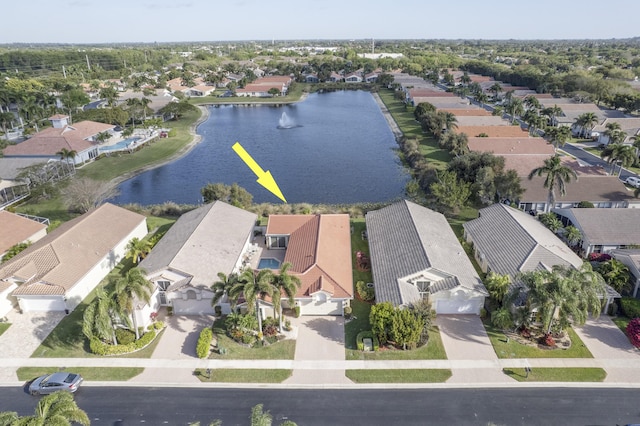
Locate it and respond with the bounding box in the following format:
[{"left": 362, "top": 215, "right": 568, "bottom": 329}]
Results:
[{"left": 278, "top": 112, "right": 297, "bottom": 129}]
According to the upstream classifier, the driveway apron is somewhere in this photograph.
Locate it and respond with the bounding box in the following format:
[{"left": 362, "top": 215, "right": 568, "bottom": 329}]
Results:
[
  {"left": 130, "top": 314, "right": 214, "bottom": 384},
  {"left": 0, "top": 310, "right": 65, "bottom": 382},
  {"left": 573, "top": 315, "right": 640, "bottom": 383},
  {"left": 284, "top": 316, "right": 350, "bottom": 385},
  {"left": 436, "top": 315, "right": 514, "bottom": 383}
]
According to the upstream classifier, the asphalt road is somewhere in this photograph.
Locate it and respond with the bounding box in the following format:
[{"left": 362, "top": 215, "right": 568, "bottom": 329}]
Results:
[{"left": 2, "top": 386, "right": 640, "bottom": 425}]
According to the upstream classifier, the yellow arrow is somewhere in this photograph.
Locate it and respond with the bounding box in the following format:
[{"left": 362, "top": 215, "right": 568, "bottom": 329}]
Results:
[{"left": 232, "top": 142, "right": 287, "bottom": 203}]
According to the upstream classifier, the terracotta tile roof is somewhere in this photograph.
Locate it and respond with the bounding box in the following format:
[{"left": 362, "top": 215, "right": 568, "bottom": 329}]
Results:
[
  {"left": 409, "top": 89, "right": 455, "bottom": 98},
  {"left": 48, "top": 114, "right": 69, "bottom": 120},
  {"left": 468, "top": 137, "right": 555, "bottom": 155},
  {"left": 455, "top": 126, "right": 530, "bottom": 137},
  {"left": 560, "top": 157, "right": 609, "bottom": 176},
  {"left": 266, "top": 214, "right": 353, "bottom": 299},
  {"left": 502, "top": 155, "right": 553, "bottom": 176},
  {"left": 0, "top": 211, "right": 47, "bottom": 254},
  {"left": 440, "top": 108, "right": 491, "bottom": 116},
  {"left": 3, "top": 121, "right": 114, "bottom": 157},
  {"left": 454, "top": 116, "right": 510, "bottom": 126},
  {"left": 3, "top": 204, "right": 146, "bottom": 296}
]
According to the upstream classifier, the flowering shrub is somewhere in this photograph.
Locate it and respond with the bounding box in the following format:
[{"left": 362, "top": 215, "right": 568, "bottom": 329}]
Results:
[
  {"left": 150, "top": 312, "right": 158, "bottom": 321},
  {"left": 588, "top": 253, "right": 611, "bottom": 262},
  {"left": 626, "top": 318, "right": 640, "bottom": 348}
]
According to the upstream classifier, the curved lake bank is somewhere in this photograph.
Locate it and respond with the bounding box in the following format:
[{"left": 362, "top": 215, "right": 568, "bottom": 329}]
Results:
[{"left": 112, "top": 91, "right": 409, "bottom": 205}]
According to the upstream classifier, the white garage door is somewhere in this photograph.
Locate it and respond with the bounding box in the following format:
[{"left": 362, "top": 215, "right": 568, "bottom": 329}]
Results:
[
  {"left": 19, "top": 297, "right": 67, "bottom": 312},
  {"left": 300, "top": 300, "right": 343, "bottom": 316},
  {"left": 172, "top": 299, "right": 215, "bottom": 315},
  {"left": 436, "top": 299, "right": 482, "bottom": 315}
]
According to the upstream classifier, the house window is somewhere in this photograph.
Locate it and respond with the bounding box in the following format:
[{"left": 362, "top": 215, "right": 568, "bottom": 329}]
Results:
[
  {"left": 157, "top": 280, "right": 170, "bottom": 290},
  {"left": 415, "top": 280, "right": 431, "bottom": 299},
  {"left": 186, "top": 290, "right": 197, "bottom": 300}
]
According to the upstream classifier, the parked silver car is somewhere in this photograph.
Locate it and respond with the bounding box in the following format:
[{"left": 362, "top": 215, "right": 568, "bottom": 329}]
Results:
[
  {"left": 625, "top": 176, "right": 640, "bottom": 188},
  {"left": 28, "top": 372, "right": 83, "bottom": 396}
]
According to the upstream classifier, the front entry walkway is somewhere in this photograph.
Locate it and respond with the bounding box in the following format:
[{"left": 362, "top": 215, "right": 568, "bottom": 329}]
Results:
[
  {"left": 436, "top": 315, "right": 514, "bottom": 383},
  {"left": 284, "top": 316, "right": 351, "bottom": 385}
]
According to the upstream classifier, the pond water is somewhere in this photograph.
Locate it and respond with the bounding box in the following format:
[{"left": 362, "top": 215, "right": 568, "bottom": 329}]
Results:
[{"left": 111, "top": 91, "right": 409, "bottom": 205}]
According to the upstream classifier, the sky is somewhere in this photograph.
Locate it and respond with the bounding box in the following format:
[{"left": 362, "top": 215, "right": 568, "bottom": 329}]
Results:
[{"left": 2, "top": 0, "right": 639, "bottom": 44}]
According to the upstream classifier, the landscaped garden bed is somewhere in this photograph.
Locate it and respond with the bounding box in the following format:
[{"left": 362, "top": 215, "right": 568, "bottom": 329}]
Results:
[{"left": 502, "top": 367, "right": 606, "bottom": 382}]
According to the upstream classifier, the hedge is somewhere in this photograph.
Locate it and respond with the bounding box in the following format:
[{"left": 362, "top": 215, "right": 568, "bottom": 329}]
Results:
[
  {"left": 90, "top": 329, "right": 157, "bottom": 356},
  {"left": 196, "top": 327, "right": 213, "bottom": 359},
  {"left": 356, "top": 330, "right": 380, "bottom": 351},
  {"left": 621, "top": 297, "right": 640, "bottom": 319},
  {"left": 356, "top": 281, "right": 375, "bottom": 302}
]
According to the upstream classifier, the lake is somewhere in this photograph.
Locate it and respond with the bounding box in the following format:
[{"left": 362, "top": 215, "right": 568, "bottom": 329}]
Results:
[{"left": 112, "top": 90, "right": 409, "bottom": 205}]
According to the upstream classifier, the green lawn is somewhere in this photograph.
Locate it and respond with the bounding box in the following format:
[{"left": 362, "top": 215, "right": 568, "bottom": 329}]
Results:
[
  {"left": 503, "top": 367, "right": 607, "bottom": 382},
  {"left": 346, "top": 369, "right": 452, "bottom": 383},
  {"left": 77, "top": 109, "right": 201, "bottom": 182},
  {"left": 0, "top": 323, "right": 10, "bottom": 337},
  {"left": 194, "top": 368, "right": 292, "bottom": 383},
  {"left": 210, "top": 319, "right": 296, "bottom": 360},
  {"left": 17, "top": 367, "right": 144, "bottom": 382},
  {"left": 485, "top": 322, "right": 594, "bottom": 359},
  {"left": 612, "top": 316, "right": 631, "bottom": 334}
]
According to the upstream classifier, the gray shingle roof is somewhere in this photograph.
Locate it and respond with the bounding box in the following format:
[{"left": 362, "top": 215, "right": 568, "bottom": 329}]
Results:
[
  {"left": 140, "top": 201, "right": 257, "bottom": 287},
  {"left": 553, "top": 208, "right": 640, "bottom": 246},
  {"left": 366, "top": 200, "right": 486, "bottom": 306},
  {"left": 463, "top": 204, "right": 582, "bottom": 279}
]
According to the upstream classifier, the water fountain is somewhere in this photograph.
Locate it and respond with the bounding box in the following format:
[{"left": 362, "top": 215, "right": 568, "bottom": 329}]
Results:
[{"left": 277, "top": 111, "right": 298, "bottom": 129}]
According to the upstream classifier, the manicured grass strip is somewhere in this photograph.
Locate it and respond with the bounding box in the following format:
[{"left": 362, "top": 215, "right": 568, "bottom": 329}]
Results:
[
  {"left": 0, "top": 323, "right": 10, "bottom": 337},
  {"left": 485, "top": 322, "right": 594, "bottom": 359},
  {"left": 210, "top": 320, "right": 296, "bottom": 360},
  {"left": 194, "top": 368, "right": 291, "bottom": 383},
  {"left": 17, "top": 367, "right": 144, "bottom": 381},
  {"left": 503, "top": 368, "right": 606, "bottom": 382},
  {"left": 346, "top": 369, "right": 452, "bottom": 383}
]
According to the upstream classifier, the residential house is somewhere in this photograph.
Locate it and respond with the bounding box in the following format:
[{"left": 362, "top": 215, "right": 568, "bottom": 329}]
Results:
[
  {"left": 440, "top": 108, "right": 491, "bottom": 116},
  {"left": 552, "top": 208, "right": 640, "bottom": 256},
  {"left": 593, "top": 118, "right": 640, "bottom": 145},
  {"left": 366, "top": 200, "right": 488, "bottom": 314},
  {"left": 344, "top": 72, "right": 363, "bottom": 83},
  {"left": 609, "top": 249, "right": 640, "bottom": 297},
  {"left": 0, "top": 203, "right": 146, "bottom": 313},
  {"left": 328, "top": 72, "right": 343, "bottom": 83},
  {"left": 518, "top": 175, "right": 636, "bottom": 212},
  {"left": 364, "top": 72, "right": 379, "bottom": 83},
  {"left": 138, "top": 201, "right": 257, "bottom": 326},
  {"left": 304, "top": 74, "right": 319, "bottom": 83},
  {"left": 454, "top": 116, "right": 510, "bottom": 126},
  {"left": 0, "top": 211, "right": 48, "bottom": 258},
  {"left": 2, "top": 115, "right": 115, "bottom": 165},
  {"left": 463, "top": 203, "right": 583, "bottom": 278},
  {"left": 235, "top": 76, "right": 292, "bottom": 97},
  {"left": 456, "top": 126, "right": 530, "bottom": 138},
  {"left": 263, "top": 213, "right": 353, "bottom": 315}
]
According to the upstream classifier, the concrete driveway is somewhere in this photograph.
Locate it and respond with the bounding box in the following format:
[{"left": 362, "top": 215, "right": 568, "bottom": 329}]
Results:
[
  {"left": 436, "top": 315, "right": 513, "bottom": 383},
  {"left": 130, "top": 314, "right": 214, "bottom": 384},
  {"left": 573, "top": 315, "right": 640, "bottom": 383},
  {"left": 284, "top": 316, "right": 350, "bottom": 385}
]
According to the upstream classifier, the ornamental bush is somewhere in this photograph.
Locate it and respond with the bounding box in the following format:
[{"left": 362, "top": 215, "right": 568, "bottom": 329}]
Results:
[
  {"left": 626, "top": 318, "right": 640, "bottom": 348},
  {"left": 89, "top": 329, "right": 157, "bottom": 356},
  {"left": 196, "top": 327, "right": 213, "bottom": 359},
  {"left": 621, "top": 297, "right": 640, "bottom": 319},
  {"left": 115, "top": 328, "right": 136, "bottom": 345},
  {"left": 356, "top": 281, "right": 375, "bottom": 302}
]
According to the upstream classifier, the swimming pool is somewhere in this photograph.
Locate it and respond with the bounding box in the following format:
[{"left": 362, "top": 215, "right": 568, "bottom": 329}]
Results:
[
  {"left": 257, "top": 258, "right": 281, "bottom": 269},
  {"left": 99, "top": 137, "right": 141, "bottom": 153}
]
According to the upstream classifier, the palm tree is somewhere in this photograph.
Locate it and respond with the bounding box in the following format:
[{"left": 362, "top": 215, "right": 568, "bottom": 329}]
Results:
[
  {"left": 272, "top": 262, "right": 301, "bottom": 332},
  {"left": 211, "top": 272, "right": 240, "bottom": 311},
  {"left": 528, "top": 155, "right": 578, "bottom": 213},
  {"left": 564, "top": 225, "right": 582, "bottom": 248},
  {"left": 114, "top": 267, "right": 154, "bottom": 340},
  {"left": 541, "top": 105, "right": 563, "bottom": 126},
  {"left": 14, "top": 391, "right": 90, "bottom": 426},
  {"left": 522, "top": 109, "right": 543, "bottom": 135},
  {"left": 484, "top": 272, "right": 511, "bottom": 306},
  {"left": 82, "top": 286, "right": 119, "bottom": 345},
  {"left": 505, "top": 97, "right": 524, "bottom": 125},
  {"left": 474, "top": 91, "right": 489, "bottom": 108},
  {"left": 546, "top": 126, "right": 572, "bottom": 151},
  {"left": 56, "top": 148, "right": 77, "bottom": 164},
  {"left": 519, "top": 262, "right": 604, "bottom": 334},
  {"left": 229, "top": 269, "right": 275, "bottom": 332},
  {"left": 596, "top": 259, "right": 631, "bottom": 294},
  {"left": 524, "top": 95, "right": 541, "bottom": 112},
  {"left": 489, "top": 82, "right": 502, "bottom": 101},
  {"left": 631, "top": 134, "right": 640, "bottom": 160},
  {"left": 575, "top": 112, "right": 598, "bottom": 139},
  {"left": 125, "top": 237, "right": 152, "bottom": 264},
  {"left": 601, "top": 143, "right": 636, "bottom": 176}
]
